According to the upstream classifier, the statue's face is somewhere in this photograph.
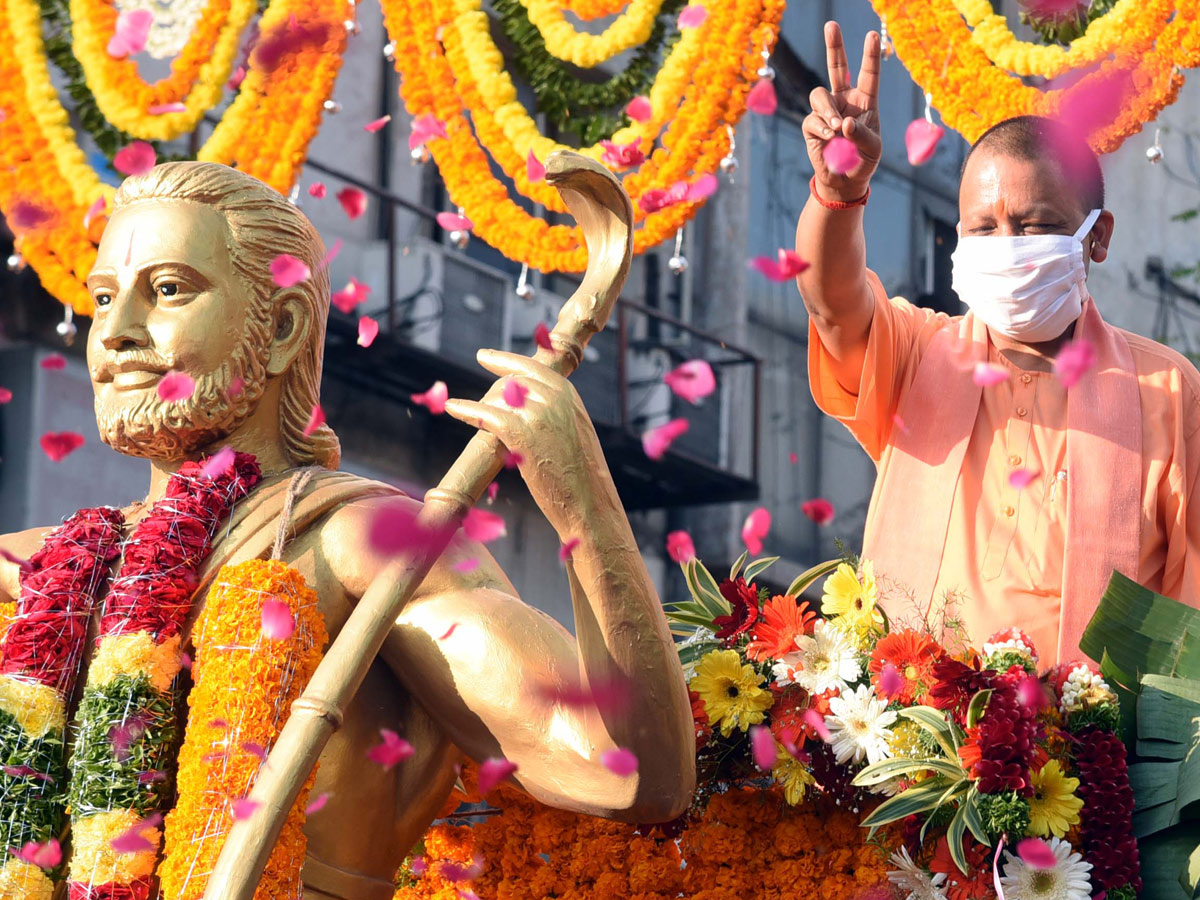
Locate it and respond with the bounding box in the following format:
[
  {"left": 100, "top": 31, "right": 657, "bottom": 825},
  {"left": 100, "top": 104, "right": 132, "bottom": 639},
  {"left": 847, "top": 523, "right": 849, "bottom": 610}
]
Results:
[{"left": 86, "top": 200, "right": 270, "bottom": 460}]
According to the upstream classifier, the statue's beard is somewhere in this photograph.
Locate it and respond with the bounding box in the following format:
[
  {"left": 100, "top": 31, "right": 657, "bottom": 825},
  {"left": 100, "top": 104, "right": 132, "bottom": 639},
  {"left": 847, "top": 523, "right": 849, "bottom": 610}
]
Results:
[{"left": 94, "top": 338, "right": 269, "bottom": 461}]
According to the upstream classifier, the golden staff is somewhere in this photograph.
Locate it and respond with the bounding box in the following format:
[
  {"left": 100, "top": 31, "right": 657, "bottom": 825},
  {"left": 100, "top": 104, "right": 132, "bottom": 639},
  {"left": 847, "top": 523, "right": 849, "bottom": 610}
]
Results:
[{"left": 201, "top": 150, "right": 633, "bottom": 900}]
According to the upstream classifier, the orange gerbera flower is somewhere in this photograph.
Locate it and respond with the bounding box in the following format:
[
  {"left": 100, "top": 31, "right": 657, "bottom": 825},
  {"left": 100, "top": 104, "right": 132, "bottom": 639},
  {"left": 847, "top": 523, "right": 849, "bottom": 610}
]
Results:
[
  {"left": 930, "top": 836, "right": 994, "bottom": 900},
  {"left": 768, "top": 684, "right": 832, "bottom": 748},
  {"left": 868, "top": 629, "right": 943, "bottom": 705},
  {"left": 745, "top": 595, "right": 817, "bottom": 662}
]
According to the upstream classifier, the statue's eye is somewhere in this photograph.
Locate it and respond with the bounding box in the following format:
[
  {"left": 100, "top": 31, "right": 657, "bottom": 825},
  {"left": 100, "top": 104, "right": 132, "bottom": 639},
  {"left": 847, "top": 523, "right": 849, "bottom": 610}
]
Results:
[
  {"left": 157, "top": 282, "right": 180, "bottom": 298},
  {"left": 94, "top": 292, "right": 113, "bottom": 308}
]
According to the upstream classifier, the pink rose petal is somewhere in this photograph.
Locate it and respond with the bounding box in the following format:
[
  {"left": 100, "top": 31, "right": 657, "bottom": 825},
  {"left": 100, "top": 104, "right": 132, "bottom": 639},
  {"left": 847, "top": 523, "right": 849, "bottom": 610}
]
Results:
[
  {"left": 40, "top": 354, "right": 66, "bottom": 370},
  {"left": 437, "top": 212, "right": 473, "bottom": 232},
  {"left": 156, "top": 371, "right": 195, "bottom": 402},
  {"left": 801, "top": 498, "right": 834, "bottom": 526},
  {"left": 261, "top": 599, "right": 296, "bottom": 641},
  {"left": 16, "top": 839, "right": 62, "bottom": 869},
  {"left": 83, "top": 195, "right": 106, "bottom": 229},
  {"left": 364, "top": 115, "right": 392, "bottom": 133},
  {"left": 10, "top": 200, "right": 52, "bottom": 232},
  {"left": 503, "top": 450, "right": 524, "bottom": 468},
  {"left": 503, "top": 378, "right": 528, "bottom": 408},
  {"left": 750, "top": 724, "right": 777, "bottom": 771},
  {"left": 478, "top": 757, "right": 518, "bottom": 794},
  {"left": 438, "top": 622, "right": 460, "bottom": 640},
  {"left": 1054, "top": 338, "right": 1097, "bottom": 388},
  {"left": 332, "top": 277, "right": 371, "bottom": 314},
  {"left": 303, "top": 404, "right": 325, "bottom": 437},
  {"left": 242, "top": 741, "right": 268, "bottom": 760},
  {"left": 601, "top": 747, "right": 639, "bottom": 776},
  {"left": 534, "top": 677, "right": 631, "bottom": 716},
  {"left": 600, "top": 139, "right": 645, "bottom": 169},
  {"left": 807, "top": 708, "right": 832, "bottom": 741},
  {"left": 625, "top": 96, "right": 652, "bottom": 123},
  {"left": 367, "top": 729, "right": 415, "bottom": 770},
  {"left": 642, "top": 418, "right": 689, "bottom": 460},
  {"left": 410, "top": 857, "right": 428, "bottom": 876},
  {"left": 486, "top": 482, "right": 499, "bottom": 501},
  {"left": 789, "top": 451, "right": 799, "bottom": 464},
  {"left": 412, "top": 381, "right": 451, "bottom": 415},
  {"left": 320, "top": 238, "right": 343, "bottom": 270},
  {"left": 878, "top": 663, "right": 905, "bottom": 699},
  {"left": 1009, "top": 468, "right": 1038, "bottom": 489},
  {"left": 110, "top": 814, "right": 161, "bottom": 854},
  {"left": 746, "top": 78, "right": 777, "bottom": 116},
  {"left": 750, "top": 249, "right": 809, "bottom": 281},
  {"left": 270, "top": 253, "right": 311, "bottom": 288},
  {"left": 686, "top": 173, "right": 719, "bottom": 202},
  {"left": 534, "top": 322, "right": 554, "bottom": 351},
  {"left": 972, "top": 362, "right": 1010, "bottom": 387},
  {"left": 440, "top": 856, "right": 484, "bottom": 883},
  {"left": 357, "top": 316, "right": 380, "bottom": 348},
  {"left": 1016, "top": 837, "right": 1057, "bottom": 869},
  {"left": 148, "top": 102, "right": 187, "bottom": 115},
  {"left": 40, "top": 431, "right": 84, "bottom": 462},
  {"left": 367, "top": 501, "right": 433, "bottom": 555},
  {"left": 107, "top": 9, "right": 153, "bottom": 57},
  {"left": 1017, "top": 674, "right": 1045, "bottom": 710},
  {"left": 337, "top": 187, "right": 368, "bottom": 220},
  {"left": 678, "top": 4, "right": 707, "bottom": 27},
  {"left": 741, "top": 506, "right": 771, "bottom": 555},
  {"left": 559, "top": 537, "right": 581, "bottom": 561},
  {"left": 306, "top": 792, "right": 331, "bottom": 814},
  {"left": 409, "top": 113, "right": 448, "bottom": 150},
  {"left": 905, "top": 118, "right": 945, "bottom": 166},
  {"left": 308, "top": 182, "right": 327, "bottom": 199},
  {"left": 463, "top": 508, "right": 507, "bottom": 543},
  {"left": 232, "top": 798, "right": 260, "bottom": 821},
  {"left": 227, "top": 377, "right": 245, "bottom": 398},
  {"left": 453, "top": 558, "right": 479, "bottom": 573},
  {"left": 113, "top": 141, "right": 157, "bottom": 176},
  {"left": 666, "top": 530, "right": 696, "bottom": 563},
  {"left": 527, "top": 150, "right": 545, "bottom": 182},
  {"left": 663, "top": 359, "right": 716, "bottom": 405},
  {"left": 823, "top": 137, "right": 861, "bottom": 176}
]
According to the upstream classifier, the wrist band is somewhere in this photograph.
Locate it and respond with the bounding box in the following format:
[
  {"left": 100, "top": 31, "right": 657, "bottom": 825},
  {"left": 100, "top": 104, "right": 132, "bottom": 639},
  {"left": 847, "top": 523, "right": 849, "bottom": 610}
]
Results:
[{"left": 809, "top": 175, "right": 870, "bottom": 210}]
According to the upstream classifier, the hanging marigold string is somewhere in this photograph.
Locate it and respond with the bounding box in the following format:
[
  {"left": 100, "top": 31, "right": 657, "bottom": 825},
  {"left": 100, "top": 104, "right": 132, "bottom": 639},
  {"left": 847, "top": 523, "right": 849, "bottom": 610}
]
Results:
[
  {"left": 556, "top": 0, "right": 630, "bottom": 22},
  {"left": 67, "top": 0, "right": 257, "bottom": 140},
  {"left": 869, "top": 0, "right": 1200, "bottom": 151},
  {"left": 515, "top": 0, "right": 666, "bottom": 67}
]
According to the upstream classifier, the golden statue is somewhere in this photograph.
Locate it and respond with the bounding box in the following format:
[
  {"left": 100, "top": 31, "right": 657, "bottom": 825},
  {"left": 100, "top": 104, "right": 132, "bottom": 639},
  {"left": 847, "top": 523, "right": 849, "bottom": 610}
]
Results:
[{"left": 0, "top": 158, "right": 695, "bottom": 899}]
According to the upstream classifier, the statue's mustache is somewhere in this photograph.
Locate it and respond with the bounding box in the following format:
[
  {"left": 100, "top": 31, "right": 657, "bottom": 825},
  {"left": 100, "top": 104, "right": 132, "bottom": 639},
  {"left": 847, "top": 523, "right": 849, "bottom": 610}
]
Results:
[{"left": 96, "top": 350, "right": 174, "bottom": 381}]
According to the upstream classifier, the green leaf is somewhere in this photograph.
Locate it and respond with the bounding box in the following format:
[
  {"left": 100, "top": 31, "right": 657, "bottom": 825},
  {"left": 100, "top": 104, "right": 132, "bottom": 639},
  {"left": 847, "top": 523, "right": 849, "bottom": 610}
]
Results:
[
  {"left": 785, "top": 559, "right": 840, "bottom": 599},
  {"left": 666, "top": 610, "right": 719, "bottom": 630},
  {"left": 1172, "top": 209, "right": 1200, "bottom": 223},
  {"left": 692, "top": 561, "right": 730, "bottom": 615},
  {"left": 677, "top": 640, "right": 719, "bottom": 667},
  {"left": 729, "top": 550, "right": 749, "bottom": 581},
  {"left": 947, "top": 802, "right": 969, "bottom": 875},
  {"left": 684, "top": 561, "right": 729, "bottom": 621},
  {"left": 743, "top": 556, "right": 780, "bottom": 584},
  {"left": 966, "top": 689, "right": 992, "bottom": 729},
  {"left": 898, "top": 706, "right": 958, "bottom": 761},
  {"left": 1137, "top": 822, "right": 1200, "bottom": 899},
  {"left": 962, "top": 786, "right": 991, "bottom": 846},
  {"left": 860, "top": 776, "right": 953, "bottom": 828},
  {"left": 853, "top": 757, "right": 966, "bottom": 787}
]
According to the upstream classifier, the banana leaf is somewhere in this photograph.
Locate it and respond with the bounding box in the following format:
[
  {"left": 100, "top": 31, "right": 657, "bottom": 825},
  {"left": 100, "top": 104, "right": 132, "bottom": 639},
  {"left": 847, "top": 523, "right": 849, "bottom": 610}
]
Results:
[{"left": 1130, "top": 675, "right": 1200, "bottom": 839}]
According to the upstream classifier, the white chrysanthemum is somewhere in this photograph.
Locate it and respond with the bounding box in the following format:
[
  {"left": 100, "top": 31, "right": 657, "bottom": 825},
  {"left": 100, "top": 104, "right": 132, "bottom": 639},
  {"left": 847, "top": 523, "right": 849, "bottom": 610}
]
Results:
[
  {"left": 772, "top": 620, "right": 860, "bottom": 694},
  {"left": 1059, "top": 665, "right": 1112, "bottom": 714},
  {"left": 824, "top": 684, "right": 896, "bottom": 766},
  {"left": 1000, "top": 837, "right": 1092, "bottom": 900},
  {"left": 887, "top": 847, "right": 948, "bottom": 900}
]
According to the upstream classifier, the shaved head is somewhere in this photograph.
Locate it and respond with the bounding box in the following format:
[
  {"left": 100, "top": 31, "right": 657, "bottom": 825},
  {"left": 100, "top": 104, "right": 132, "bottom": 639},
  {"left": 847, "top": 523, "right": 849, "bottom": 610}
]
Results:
[{"left": 962, "top": 115, "right": 1104, "bottom": 217}]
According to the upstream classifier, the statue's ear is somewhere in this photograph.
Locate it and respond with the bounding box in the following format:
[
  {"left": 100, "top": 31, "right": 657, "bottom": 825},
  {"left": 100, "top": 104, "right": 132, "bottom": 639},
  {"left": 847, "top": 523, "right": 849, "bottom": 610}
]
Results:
[{"left": 266, "top": 290, "right": 312, "bottom": 377}]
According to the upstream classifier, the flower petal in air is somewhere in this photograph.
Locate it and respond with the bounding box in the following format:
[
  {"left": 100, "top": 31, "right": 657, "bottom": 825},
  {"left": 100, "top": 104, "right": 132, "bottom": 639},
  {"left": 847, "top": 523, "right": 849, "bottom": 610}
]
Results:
[
  {"left": 199, "top": 445, "right": 235, "bottom": 479},
  {"left": 148, "top": 102, "right": 187, "bottom": 115},
  {"left": 113, "top": 141, "right": 157, "bottom": 176},
  {"left": 1053, "top": 338, "right": 1097, "bottom": 388},
  {"left": 478, "top": 757, "right": 519, "bottom": 793},
  {"left": 364, "top": 115, "right": 391, "bottom": 133},
  {"left": 270, "top": 254, "right": 311, "bottom": 288},
  {"left": 534, "top": 322, "right": 554, "bottom": 350},
  {"left": 1015, "top": 837, "right": 1057, "bottom": 869},
  {"left": 559, "top": 537, "right": 581, "bottom": 561},
  {"left": 750, "top": 725, "right": 777, "bottom": 770},
  {"left": 678, "top": 4, "right": 707, "bottom": 27},
  {"left": 412, "top": 381, "right": 449, "bottom": 414},
  {"left": 261, "top": 599, "right": 296, "bottom": 640},
  {"left": 357, "top": 316, "right": 380, "bottom": 348},
  {"left": 107, "top": 9, "right": 152, "bottom": 57},
  {"left": 750, "top": 249, "right": 809, "bottom": 282},
  {"left": 463, "top": 508, "right": 507, "bottom": 543},
  {"left": 804, "top": 707, "right": 831, "bottom": 741},
  {"left": 83, "top": 195, "right": 106, "bottom": 229},
  {"left": 666, "top": 530, "right": 696, "bottom": 563},
  {"left": 801, "top": 498, "right": 835, "bottom": 526},
  {"left": 741, "top": 506, "right": 771, "bottom": 554},
  {"left": 686, "top": 174, "right": 719, "bottom": 202},
  {"left": 40, "top": 431, "right": 85, "bottom": 462},
  {"left": 306, "top": 793, "right": 330, "bottom": 814},
  {"left": 332, "top": 277, "right": 371, "bottom": 314},
  {"left": 601, "top": 747, "right": 639, "bottom": 776},
  {"left": 40, "top": 354, "right": 66, "bottom": 370},
  {"left": 337, "top": 187, "right": 368, "bottom": 220},
  {"left": 308, "top": 182, "right": 327, "bottom": 199},
  {"left": 16, "top": 839, "right": 61, "bottom": 869},
  {"left": 368, "top": 729, "right": 415, "bottom": 770},
  {"left": 663, "top": 359, "right": 716, "bottom": 405},
  {"left": 972, "top": 362, "right": 1010, "bottom": 387},
  {"left": 303, "top": 404, "right": 325, "bottom": 437},
  {"left": 503, "top": 378, "right": 528, "bottom": 408},
  {"left": 409, "top": 113, "right": 448, "bottom": 150},
  {"left": 232, "top": 798, "right": 260, "bottom": 820},
  {"left": 437, "top": 212, "right": 474, "bottom": 232},
  {"left": 905, "top": 118, "right": 944, "bottom": 166},
  {"left": 527, "top": 150, "right": 545, "bottom": 182},
  {"left": 625, "top": 96, "right": 652, "bottom": 122},
  {"left": 823, "top": 137, "right": 861, "bottom": 176},
  {"left": 156, "top": 371, "right": 195, "bottom": 402},
  {"left": 1009, "top": 468, "right": 1037, "bottom": 489},
  {"left": 746, "top": 78, "right": 777, "bottom": 116},
  {"left": 642, "top": 418, "right": 689, "bottom": 459}
]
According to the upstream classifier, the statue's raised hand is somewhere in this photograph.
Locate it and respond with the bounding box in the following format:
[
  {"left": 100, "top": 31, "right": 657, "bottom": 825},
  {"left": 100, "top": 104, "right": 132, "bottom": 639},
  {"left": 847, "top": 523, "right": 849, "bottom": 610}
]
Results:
[{"left": 804, "top": 21, "right": 882, "bottom": 203}]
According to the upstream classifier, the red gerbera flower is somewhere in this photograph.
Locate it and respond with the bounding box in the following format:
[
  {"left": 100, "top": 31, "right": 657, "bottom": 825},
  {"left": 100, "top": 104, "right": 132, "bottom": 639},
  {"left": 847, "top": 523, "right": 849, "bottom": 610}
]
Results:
[
  {"left": 930, "top": 837, "right": 994, "bottom": 900},
  {"left": 869, "top": 629, "right": 943, "bottom": 704},
  {"left": 745, "top": 594, "right": 817, "bottom": 661},
  {"left": 713, "top": 577, "right": 760, "bottom": 646},
  {"left": 768, "top": 683, "right": 832, "bottom": 748}
]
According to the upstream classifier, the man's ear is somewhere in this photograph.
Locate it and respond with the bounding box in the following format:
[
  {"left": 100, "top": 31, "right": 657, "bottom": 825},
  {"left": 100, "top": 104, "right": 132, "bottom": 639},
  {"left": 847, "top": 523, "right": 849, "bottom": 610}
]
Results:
[
  {"left": 267, "top": 291, "right": 312, "bottom": 377},
  {"left": 1088, "top": 210, "right": 1115, "bottom": 264}
]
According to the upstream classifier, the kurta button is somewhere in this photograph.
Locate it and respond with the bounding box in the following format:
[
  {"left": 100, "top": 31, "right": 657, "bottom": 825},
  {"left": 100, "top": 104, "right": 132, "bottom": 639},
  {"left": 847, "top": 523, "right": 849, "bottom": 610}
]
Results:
[
  {"left": 1021, "top": 373, "right": 1033, "bottom": 384},
  {"left": 1003, "top": 505, "right": 1015, "bottom": 517},
  {"left": 1009, "top": 455, "right": 1022, "bottom": 466},
  {"left": 1016, "top": 407, "right": 1028, "bottom": 417}
]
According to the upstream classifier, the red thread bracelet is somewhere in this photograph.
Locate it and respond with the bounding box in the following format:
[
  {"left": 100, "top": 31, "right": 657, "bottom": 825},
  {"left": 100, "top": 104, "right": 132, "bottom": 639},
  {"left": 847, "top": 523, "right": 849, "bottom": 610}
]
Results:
[{"left": 809, "top": 175, "right": 870, "bottom": 210}]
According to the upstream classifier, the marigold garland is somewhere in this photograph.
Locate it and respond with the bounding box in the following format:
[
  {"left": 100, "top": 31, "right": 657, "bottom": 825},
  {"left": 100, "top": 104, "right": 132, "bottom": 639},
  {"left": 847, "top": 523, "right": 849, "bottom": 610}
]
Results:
[
  {"left": 67, "top": 0, "right": 256, "bottom": 140},
  {"left": 160, "top": 558, "right": 328, "bottom": 900},
  {"left": 517, "top": 0, "right": 665, "bottom": 68},
  {"left": 556, "top": 0, "right": 629, "bottom": 22},
  {"left": 870, "top": 0, "right": 1200, "bottom": 152}
]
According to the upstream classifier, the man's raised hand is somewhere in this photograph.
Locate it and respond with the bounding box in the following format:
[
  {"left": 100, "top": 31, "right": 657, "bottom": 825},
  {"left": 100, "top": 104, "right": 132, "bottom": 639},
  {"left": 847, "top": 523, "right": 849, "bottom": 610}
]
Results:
[{"left": 804, "top": 21, "right": 882, "bottom": 203}]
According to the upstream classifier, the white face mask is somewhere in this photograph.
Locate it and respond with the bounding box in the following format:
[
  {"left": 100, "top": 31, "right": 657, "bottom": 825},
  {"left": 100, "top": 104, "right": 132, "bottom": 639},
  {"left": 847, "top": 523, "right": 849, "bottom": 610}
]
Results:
[{"left": 950, "top": 208, "right": 1102, "bottom": 343}]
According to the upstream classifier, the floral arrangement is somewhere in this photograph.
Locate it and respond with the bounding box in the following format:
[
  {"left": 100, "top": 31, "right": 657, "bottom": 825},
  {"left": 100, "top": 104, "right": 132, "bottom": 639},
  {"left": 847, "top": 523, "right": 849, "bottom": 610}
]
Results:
[
  {"left": 0, "top": 507, "right": 124, "bottom": 900},
  {"left": 872, "top": 0, "right": 1199, "bottom": 152},
  {"left": 664, "top": 551, "right": 1139, "bottom": 900},
  {"left": 160, "top": 558, "right": 328, "bottom": 900},
  {"left": 63, "top": 452, "right": 261, "bottom": 900}
]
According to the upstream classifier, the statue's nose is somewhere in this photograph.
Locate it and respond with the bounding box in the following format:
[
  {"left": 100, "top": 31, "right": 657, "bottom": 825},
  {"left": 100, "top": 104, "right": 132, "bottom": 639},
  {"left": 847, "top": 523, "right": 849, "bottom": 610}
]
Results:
[{"left": 96, "top": 296, "right": 151, "bottom": 352}]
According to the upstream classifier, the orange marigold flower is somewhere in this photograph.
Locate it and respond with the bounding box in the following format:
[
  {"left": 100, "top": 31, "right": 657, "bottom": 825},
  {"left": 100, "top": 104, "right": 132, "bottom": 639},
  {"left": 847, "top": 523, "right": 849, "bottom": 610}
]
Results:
[
  {"left": 868, "top": 629, "right": 942, "bottom": 705},
  {"left": 745, "top": 595, "right": 817, "bottom": 661}
]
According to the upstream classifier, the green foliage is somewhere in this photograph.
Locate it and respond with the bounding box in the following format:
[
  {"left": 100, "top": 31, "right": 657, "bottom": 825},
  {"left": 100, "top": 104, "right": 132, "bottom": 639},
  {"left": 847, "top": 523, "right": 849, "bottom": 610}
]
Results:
[
  {"left": 983, "top": 649, "right": 1035, "bottom": 675},
  {"left": 0, "top": 706, "right": 67, "bottom": 852},
  {"left": 493, "top": 0, "right": 687, "bottom": 144},
  {"left": 1064, "top": 702, "right": 1121, "bottom": 734},
  {"left": 977, "top": 789, "right": 1030, "bottom": 843},
  {"left": 1103, "top": 886, "right": 1137, "bottom": 900},
  {"left": 67, "top": 674, "right": 176, "bottom": 818}
]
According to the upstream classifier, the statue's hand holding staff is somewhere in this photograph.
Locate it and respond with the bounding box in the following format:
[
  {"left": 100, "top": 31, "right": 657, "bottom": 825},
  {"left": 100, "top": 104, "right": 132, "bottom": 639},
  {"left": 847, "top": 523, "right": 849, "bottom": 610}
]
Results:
[{"left": 803, "top": 22, "right": 883, "bottom": 203}]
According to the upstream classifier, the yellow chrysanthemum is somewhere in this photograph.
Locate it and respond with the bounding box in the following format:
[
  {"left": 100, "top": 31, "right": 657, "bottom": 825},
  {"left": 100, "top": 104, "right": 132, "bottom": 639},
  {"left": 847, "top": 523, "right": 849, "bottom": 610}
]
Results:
[
  {"left": 70, "top": 809, "right": 159, "bottom": 883},
  {"left": 888, "top": 720, "right": 927, "bottom": 760},
  {"left": 88, "top": 632, "right": 183, "bottom": 693},
  {"left": 772, "top": 751, "right": 815, "bottom": 806},
  {"left": 821, "top": 561, "right": 884, "bottom": 639},
  {"left": 0, "top": 673, "right": 66, "bottom": 739},
  {"left": 690, "top": 650, "right": 772, "bottom": 737},
  {"left": 1028, "top": 759, "right": 1083, "bottom": 838},
  {"left": 0, "top": 857, "right": 54, "bottom": 900}
]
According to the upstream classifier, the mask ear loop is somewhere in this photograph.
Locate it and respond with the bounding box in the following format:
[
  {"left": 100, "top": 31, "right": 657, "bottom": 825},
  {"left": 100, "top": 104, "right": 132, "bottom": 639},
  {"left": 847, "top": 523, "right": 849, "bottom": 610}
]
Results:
[{"left": 1074, "top": 208, "right": 1102, "bottom": 242}]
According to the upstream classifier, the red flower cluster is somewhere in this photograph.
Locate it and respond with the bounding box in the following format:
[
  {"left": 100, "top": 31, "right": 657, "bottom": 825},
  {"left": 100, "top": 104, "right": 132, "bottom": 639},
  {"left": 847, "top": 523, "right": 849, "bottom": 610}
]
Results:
[
  {"left": 1075, "top": 726, "right": 1141, "bottom": 894},
  {"left": 928, "top": 656, "right": 993, "bottom": 720},
  {"left": 713, "top": 577, "right": 760, "bottom": 646},
  {"left": 961, "top": 672, "right": 1042, "bottom": 796},
  {"left": 689, "top": 689, "right": 711, "bottom": 750},
  {"left": 68, "top": 879, "right": 152, "bottom": 900},
  {"left": 769, "top": 683, "right": 831, "bottom": 748},
  {"left": 0, "top": 507, "right": 124, "bottom": 690},
  {"left": 99, "top": 453, "right": 261, "bottom": 639}
]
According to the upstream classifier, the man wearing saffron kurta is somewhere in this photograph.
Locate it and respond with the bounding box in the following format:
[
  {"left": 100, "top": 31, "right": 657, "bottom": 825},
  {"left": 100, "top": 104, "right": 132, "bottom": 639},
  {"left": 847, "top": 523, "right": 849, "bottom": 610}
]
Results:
[{"left": 797, "top": 22, "right": 1200, "bottom": 667}]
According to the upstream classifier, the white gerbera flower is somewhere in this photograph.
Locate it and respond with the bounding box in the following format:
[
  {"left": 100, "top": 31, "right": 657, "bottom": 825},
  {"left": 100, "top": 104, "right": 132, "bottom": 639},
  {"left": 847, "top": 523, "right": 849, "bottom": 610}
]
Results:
[
  {"left": 1000, "top": 837, "right": 1092, "bottom": 900},
  {"left": 772, "top": 619, "right": 860, "bottom": 694},
  {"left": 887, "top": 847, "right": 948, "bottom": 900},
  {"left": 824, "top": 684, "right": 896, "bottom": 766}
]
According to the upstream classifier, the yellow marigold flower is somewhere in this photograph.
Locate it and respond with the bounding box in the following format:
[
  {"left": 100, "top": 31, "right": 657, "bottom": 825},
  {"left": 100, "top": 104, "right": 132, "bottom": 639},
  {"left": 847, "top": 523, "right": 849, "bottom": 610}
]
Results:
[
  {"left": 690, "top": 649, "right": 772, "bottom": 737},
  {"left": 1029, "top": 759, "right": 1083, "bottom": 838},
  {"left": 0, "top": 673, "right": 66, "bottom": 739},
  {"left": 88, "top": 632, "right": 183, "bottom": 693},
  {"left": 0, "top": 858, "right": 54, "bottom": 900},
  {"left": 71, "top": 809, "right": 158, "bottom": 883},
  {"left": 772, "top": 751, "right": 815, "bottom": 806},
  {"left": 821, "top": 561, "right": 883, "bottom": 639}
]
